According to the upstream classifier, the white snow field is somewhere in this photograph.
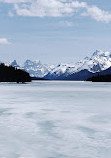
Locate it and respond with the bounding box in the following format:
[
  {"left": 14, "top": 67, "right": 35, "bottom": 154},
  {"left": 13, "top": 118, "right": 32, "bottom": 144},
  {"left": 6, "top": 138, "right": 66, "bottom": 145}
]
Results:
[{"left": 0, "top": 81, "right": 111, "bottom": 158}]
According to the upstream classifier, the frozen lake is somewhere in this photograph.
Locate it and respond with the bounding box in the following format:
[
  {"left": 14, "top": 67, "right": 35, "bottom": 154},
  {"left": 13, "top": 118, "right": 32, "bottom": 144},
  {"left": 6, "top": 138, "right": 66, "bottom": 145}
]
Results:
[{"left": 0, "top": 81, "right": 111, "bottom": 158}]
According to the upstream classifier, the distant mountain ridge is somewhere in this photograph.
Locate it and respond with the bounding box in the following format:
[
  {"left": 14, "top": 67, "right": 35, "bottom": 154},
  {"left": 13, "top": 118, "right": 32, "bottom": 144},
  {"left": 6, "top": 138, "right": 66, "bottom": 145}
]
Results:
[
  {"left": 6, "top": 49, "right": 111, "bottom": 80},
  {"left": 8, "top": 59, "right": 53, "bottom": 78}
]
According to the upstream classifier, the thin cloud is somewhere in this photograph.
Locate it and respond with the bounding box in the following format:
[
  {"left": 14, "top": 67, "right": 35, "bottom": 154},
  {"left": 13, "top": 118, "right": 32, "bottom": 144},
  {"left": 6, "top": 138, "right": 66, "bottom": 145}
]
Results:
[
  {"left": 14, "top": 0, "right": 87, "bottom": 17},
  {"left": 1, "top": 0, "right": 111, "bottom": 23},
  {"left": 82, "top": 6, "right": 111, "bottom": 23},
  {"left": 8, "top": 11, "right": 14, "bottom": 16},
  {"left": 59, "top": 21, "right": 73, "bottom": 27},
  {"left": 0, "top": 38, "right": 11, "bottom": 45},
  {"left": 0, "top": 0, "right": 30, "bottom": 3}
]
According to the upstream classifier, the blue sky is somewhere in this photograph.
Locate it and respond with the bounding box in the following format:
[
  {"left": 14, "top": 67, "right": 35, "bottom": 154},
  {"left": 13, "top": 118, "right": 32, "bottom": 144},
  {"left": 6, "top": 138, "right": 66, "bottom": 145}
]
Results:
[{"left": 0, "top": 0, "right": 111, "bottom": 64}]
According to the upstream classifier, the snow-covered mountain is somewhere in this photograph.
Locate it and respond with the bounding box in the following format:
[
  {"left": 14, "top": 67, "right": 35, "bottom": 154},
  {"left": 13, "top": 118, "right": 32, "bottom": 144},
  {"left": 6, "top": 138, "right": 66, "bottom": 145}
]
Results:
[
  {"left": 11, "top": 60, "right": 20, "bottom": 68},
  {"left": 22, "top": 59, "right": 51, "bottom": 77},
  {"left": 8, "top": 50, "right": 111, "bottom": 79},
  {"left": 78, "top": 50, "right": 111, "bottom": 72},
  {"left": 45, "top": 50, "right": 111, "bottom": 79}
]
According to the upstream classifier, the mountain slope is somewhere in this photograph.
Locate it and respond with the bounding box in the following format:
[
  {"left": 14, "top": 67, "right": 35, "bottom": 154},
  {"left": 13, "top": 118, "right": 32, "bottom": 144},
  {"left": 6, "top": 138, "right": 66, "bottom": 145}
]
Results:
[
  {"left": 23, "top": 60, "right": 49, "bottom": 77},
  {"left": 87, "top": 66, "right": 111, "bottom": 82},
  {"left": 44, "top": 50, "right": 111, "bottom": 80}
]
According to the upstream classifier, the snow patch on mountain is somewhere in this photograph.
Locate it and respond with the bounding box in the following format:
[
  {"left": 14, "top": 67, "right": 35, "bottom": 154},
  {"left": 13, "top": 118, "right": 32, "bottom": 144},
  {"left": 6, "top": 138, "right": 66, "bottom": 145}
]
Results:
[{"left": 46, "top": 50, "right": 111, "bottom": 78}]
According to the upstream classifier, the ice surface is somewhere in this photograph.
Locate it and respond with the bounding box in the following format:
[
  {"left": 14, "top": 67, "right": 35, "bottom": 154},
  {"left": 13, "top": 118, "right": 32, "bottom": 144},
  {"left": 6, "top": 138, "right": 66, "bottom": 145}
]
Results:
[{"left": 0, "top": 81, "right": 111, "bottom": 158}]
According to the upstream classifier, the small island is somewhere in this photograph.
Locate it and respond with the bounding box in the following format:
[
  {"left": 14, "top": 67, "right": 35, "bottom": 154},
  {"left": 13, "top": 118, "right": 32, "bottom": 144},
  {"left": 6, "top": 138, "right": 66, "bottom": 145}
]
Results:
[{"left": 0, "top": 63, "right": 31, "bottom": 83}]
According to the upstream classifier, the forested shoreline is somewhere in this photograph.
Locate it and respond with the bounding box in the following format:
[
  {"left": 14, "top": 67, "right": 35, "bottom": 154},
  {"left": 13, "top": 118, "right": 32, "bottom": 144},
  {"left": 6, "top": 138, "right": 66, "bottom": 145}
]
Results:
[{"left": 0, "top": 63, "right": 31, "bottom": 83}]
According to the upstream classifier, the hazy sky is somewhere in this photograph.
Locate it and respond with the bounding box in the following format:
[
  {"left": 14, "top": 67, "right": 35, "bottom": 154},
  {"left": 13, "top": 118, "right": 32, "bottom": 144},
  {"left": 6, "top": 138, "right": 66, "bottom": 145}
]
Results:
[{"left": 0, "top": 0, "right": 111, "bottom": 64}]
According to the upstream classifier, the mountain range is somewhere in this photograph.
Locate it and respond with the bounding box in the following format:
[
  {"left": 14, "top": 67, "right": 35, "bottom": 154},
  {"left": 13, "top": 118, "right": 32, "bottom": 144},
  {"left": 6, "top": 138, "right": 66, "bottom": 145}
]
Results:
[{"left": 7, "top": 49, "right": 111, "bottom": 80}]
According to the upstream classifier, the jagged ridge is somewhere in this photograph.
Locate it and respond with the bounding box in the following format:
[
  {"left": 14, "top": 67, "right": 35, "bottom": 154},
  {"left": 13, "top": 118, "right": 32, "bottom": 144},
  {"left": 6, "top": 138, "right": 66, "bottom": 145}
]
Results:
[{"left": 8, "top": 49, "right": 111, "bottom": 80}]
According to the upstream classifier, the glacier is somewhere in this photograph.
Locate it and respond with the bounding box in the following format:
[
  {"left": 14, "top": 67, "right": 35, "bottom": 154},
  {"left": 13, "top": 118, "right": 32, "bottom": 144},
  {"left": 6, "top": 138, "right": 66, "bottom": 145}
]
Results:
[{"left": 0, "top": 81, "right": 111, "bottom": 158}]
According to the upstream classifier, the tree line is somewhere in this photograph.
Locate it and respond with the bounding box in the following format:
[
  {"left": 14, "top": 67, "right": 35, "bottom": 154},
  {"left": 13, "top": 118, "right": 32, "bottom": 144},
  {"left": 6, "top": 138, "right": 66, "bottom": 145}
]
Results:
[
  {"left": 0, "top": 63, "right": 31, "bottom": 83},
  {"left": 86, "top": 74, "right": 111, "bottom": 82}
]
